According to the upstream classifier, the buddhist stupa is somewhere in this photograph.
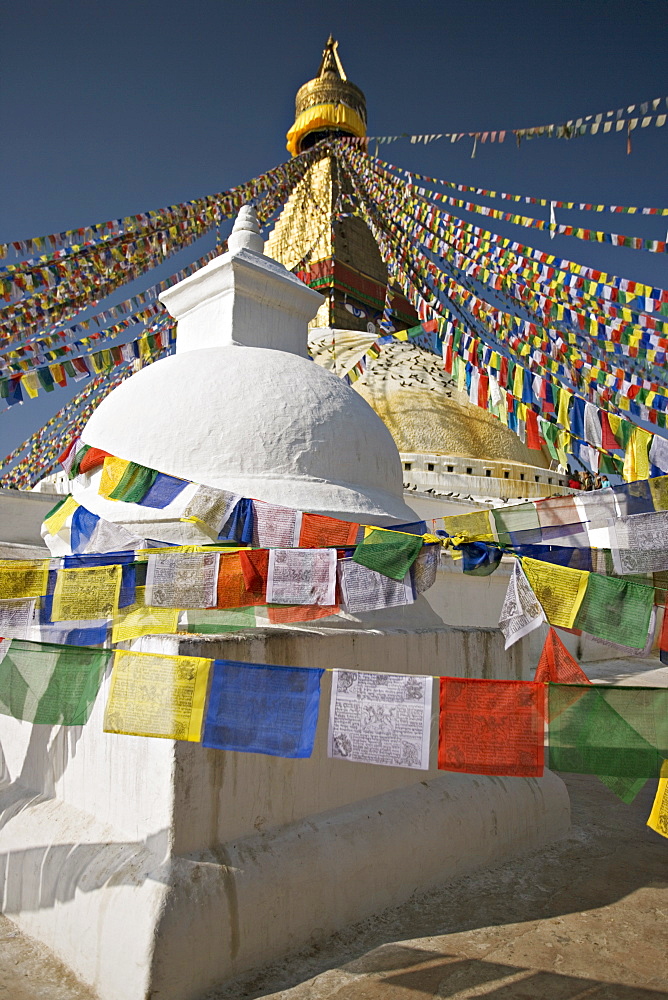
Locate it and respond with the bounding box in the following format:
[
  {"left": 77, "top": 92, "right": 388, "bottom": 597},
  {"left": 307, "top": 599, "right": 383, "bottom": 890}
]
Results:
[{"left": 264, "top": 39, "right": 551, "bottom": 491}]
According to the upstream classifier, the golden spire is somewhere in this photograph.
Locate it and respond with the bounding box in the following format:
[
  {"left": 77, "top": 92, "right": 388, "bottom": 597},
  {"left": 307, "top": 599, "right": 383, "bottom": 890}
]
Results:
[{"left": 286, "top": 37, "right": 367, "bottom": 156}]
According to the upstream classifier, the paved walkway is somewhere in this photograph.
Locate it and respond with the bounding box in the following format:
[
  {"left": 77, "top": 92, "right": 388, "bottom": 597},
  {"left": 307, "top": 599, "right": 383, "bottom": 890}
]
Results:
[{"left": 0, "top": 658, "right": 666, "bottom": 1000}]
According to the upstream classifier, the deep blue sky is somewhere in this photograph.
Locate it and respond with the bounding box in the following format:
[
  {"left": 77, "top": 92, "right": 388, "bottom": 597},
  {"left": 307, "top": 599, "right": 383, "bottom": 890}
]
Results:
[{"left": 2, "top": 0, "right": 668, "bottom": 457}]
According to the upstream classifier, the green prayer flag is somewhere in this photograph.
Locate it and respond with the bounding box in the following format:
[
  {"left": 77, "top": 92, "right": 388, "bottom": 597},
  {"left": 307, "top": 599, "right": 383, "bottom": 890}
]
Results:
[
  {"left": 69, "top": 444, "right": 91, "bottom": 479},
  {"left": 548, "top": 684, "right": 668, "bottom": 777},
  {"left": 0, "top": 639, "right": 111, "bottom": 725},
  {"left": 352, "top": 529, "right": 423, "bottom": 581},
  {"left": 573, "top": 573, "right": 654, "bottom": 648},
  {"left": 184, "top": 606, "right": 256, "bottom": 633},
  {"left": 109, "top": 461, "right": 158, "bottom": 503},
  {"left": 44, "top": 496, "right": 68, "bottom": 522},
  {"left": 598, "top": 773, "right": 648, "bottom": 804}
]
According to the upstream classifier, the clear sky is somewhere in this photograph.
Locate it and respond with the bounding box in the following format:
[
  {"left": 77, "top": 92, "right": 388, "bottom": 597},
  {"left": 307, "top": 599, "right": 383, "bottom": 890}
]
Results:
[{"left": 2, "top": 0, "right": 668, "bottom": 457}]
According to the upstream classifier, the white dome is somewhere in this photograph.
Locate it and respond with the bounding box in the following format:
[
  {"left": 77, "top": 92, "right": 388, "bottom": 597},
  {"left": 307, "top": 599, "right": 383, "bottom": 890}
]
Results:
[{"left": 80, "top": 345, "right": 417, "bottom": 522}]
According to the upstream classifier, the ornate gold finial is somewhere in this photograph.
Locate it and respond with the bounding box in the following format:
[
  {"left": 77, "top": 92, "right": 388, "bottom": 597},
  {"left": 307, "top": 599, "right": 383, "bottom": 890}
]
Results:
[
  {"left": 316, "top": 36, "right": 347, "bottom": 80},
  {"left": 286, "top": 38, "right": 367, "bottom": 156}
]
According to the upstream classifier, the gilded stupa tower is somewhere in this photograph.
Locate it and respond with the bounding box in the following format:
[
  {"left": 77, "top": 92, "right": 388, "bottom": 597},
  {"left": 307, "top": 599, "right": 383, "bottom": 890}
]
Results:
[{"left": 264, "top": 37, "right": 418, "bottom": 334}]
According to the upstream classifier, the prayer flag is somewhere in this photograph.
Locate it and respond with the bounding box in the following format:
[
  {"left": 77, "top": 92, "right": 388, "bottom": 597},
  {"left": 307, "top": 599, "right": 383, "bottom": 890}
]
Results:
[
  {"left": 266, "top": 548, "right": 336, "bottom": 605},
  {"left": 104, "top": 649, "right": 211, "bottom": 741},
  {"left": 493, "top": 504, "right": 541, "bottom": 546},
  {"left": 439, "top": 677, "right": 545, "bottom": 776},
  {"left": 0, "top": 639, "right": 110, "bottom": 725},
  {"left": 52, "top": 564, "right": 122, "bottom": 621},
  {"left": 441, "top": 510, "right": 494, "bottom": 542},
  {"left": 534, "top": 627, "right": 590, "bottom": 684},
  {"left": 145, "top": 552, "right": 219, "bottom": 608},
  {"left": 338, "top": 558, "right": 414, "bottom": 613},
  {"left": 573, "top": 573, "right": 654, "bottom": 649},
  {"left": 548, "top": 684, "right": 668, "bottom": 777},
  {"left": 182, "top": 486, "right": 240, "bottom": 538},
  {"left": 108, "top": 461, "right": 158, "bottom": 503},
  {"left": 647, "top": 760, "right": 668, "bottom": 838},
  {"left": 353, "top": 528, "right": 423, "bottom": 581},
  {"left": 43, "top": 495, "right": 78, "bottom": 536},
  {"left": 522, "top": 557, "right": 588, "bottom": 628},
  {"left": 499, "top": 561, "right": 546, "bottom": 649},
  {"left": 139, "top": 472, "right": 188, "bottom": 509},
  {"left": 216, "top": 552, "right": 267, "bottom": 608},
  {"left": 298, "top": 513, "right": 359, "bottom": 548},
  {"left": 328, "top": 670, "right": 432, "bottom": 769},
  {"left": 203, "top": 659, "right": 323, "bottom": 758},
  {"left": 111, "top": 589, "right": 179, "bottom": 643},
  {"left": 182, "top": 606, "right": 256, "bottom": 633},
  {"left": 0, "top": 560, "right": 50, "bottom": 601}
]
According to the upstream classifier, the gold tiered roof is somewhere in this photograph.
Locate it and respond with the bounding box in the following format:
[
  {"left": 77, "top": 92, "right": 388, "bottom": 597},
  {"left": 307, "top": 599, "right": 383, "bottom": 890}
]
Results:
[{"left": 286, "top": 36, "right": 367, "bottom": 155}]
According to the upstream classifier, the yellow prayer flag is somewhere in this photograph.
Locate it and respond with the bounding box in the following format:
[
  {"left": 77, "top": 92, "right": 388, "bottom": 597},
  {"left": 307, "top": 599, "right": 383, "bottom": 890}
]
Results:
[
  {"left": 111, "top": 588, "right": 180, "bottom": 643},
  {"left": 557, "top": 388, "right": 571, "bottom": 430},
  {"left": 623, "top": 427, "right": 652, "bottom": 482},
  {"left": 52, "top": 564, "right": 122, "bottom": 621},
  {"left": 103, "top": 649, "right": 211, "bottom": 741},
  {"left": 522, "top": 557, "right": 588, "bottom": 628},
  {"left": 441, "top": 510, "right": 494, "bottom": 543},
  {"left": 607, "top": 413, "right": 621, "bottom": 440},
  {"left": 647, "top": 760, "right": 668, "bottom": 839},
  {"left": 43, "top": 495, "right": 78, "bottom": 536},
  {"left": 649, "top": 475, "right": 668, "bottom": 511},
  {"left": 21, "top": 372, "right": 40, "bottom": 399},
  {"left": 99, "top": 456, "right": 130, "bottom": 499},
  {"left": 0, "top": 560, "right": 50, "bottom": 600}
]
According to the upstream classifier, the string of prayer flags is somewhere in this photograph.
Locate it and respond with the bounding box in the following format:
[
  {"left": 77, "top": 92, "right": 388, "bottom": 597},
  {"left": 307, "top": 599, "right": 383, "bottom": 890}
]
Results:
[
  {"left": 534, "top": 628, "right": 591, "bottom": 684},
  {"left": 103, "top": 649, "right": 211, "bottom": 741},
  {"left": 573, "top": 573, "right": 654, "bottom": 649},
  {"left": 352, "top": 527, "right": 423, "bottom": 581},
  {"left": 52, "top": 564, "right": 122, "bottom": 622},
  {"left": 548, "top": 685, "right": 668, "bottom": 777},
  {"left": 338, "top": 557, "right": 414, "bottom": 613},
  {"left": 203, "top": 659, "right": 324, "bottom": 758},
  {"left": 647, "top": 760, "right": 668, "bottom": 838},
  {"left": 438, "top": 677, "right": 546, "bottom": 777},
  {"left": 499, "top": 561, "right": 546, "bottom": 649},
  {"left": 0, "top": 639, "right": 110, "bottom": 725},
  {"left": 522, "top": 557, "right": 588, "bottom": 629},
  {"left": 145, "top": 552, "right": 219, "bottom": 608},
  {"left": 266, "top": 548, "right": 337, "bottom": 606},
  {"left": 327, "top": 670, "right": 432, "bottom": 769}
]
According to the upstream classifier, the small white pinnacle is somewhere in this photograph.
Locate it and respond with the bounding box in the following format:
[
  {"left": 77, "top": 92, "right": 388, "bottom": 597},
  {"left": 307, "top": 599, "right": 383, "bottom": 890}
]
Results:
[{"left": 227, "top": 204, "right": 264, "bottom": 254}]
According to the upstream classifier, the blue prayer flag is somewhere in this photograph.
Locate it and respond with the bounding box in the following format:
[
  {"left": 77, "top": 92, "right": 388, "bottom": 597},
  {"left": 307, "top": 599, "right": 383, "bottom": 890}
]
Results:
[
  {"left": 139, "top": 472, "right": 188, "bottom": 509},
  {"left": 203, "top": 659, "right": 323, "bottom": 758}
]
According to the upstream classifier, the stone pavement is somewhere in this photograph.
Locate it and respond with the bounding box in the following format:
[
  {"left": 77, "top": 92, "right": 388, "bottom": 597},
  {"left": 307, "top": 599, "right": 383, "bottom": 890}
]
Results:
[{"left": 0, "top": 657, "right": 666, "bottom": 1000}]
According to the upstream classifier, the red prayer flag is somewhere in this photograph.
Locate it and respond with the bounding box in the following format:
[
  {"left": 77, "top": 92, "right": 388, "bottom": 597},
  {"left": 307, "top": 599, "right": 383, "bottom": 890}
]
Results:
[
  {"left": 267, "top": 602, "right": 339, "bottom": 624},
  {"left": 438, "top": 677, "right": 545, "bottom": 777},
  {"left": 525, "top": 408, "right": 542, "bottom": 450},
  {"left": 299, "top": 513, "right": 359, "bottom": 548},
  {"left": 78, "top": 447, "right": 111, "bottom": 475},
  {"left": 534, "top": 627, "right": 590, "bottom": 684},
  {"left": 600, "top": 411, "right": 619, "bottom": 451}
]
